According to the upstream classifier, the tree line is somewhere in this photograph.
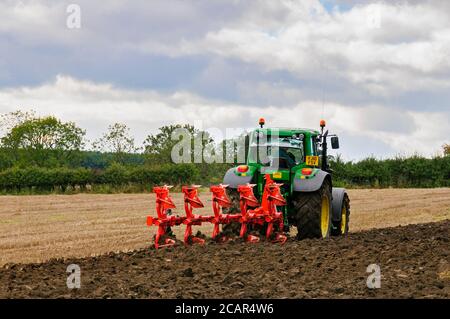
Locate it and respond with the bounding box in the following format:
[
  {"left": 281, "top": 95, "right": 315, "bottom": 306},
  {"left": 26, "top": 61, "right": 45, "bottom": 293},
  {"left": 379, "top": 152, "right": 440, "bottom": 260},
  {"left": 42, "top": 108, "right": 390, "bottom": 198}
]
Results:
[{"left": 0, "top": 111, "right": 448, "bottom": 194}]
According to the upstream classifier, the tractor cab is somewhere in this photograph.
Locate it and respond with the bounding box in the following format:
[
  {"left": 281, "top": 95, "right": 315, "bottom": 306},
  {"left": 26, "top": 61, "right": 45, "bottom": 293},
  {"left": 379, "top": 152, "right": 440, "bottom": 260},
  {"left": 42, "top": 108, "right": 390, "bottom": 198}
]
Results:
[
  {"left": 247, "top": 136, "right": 304, "bottom": 169},
  {"left": 232, "top": 124, "right": 323, "bottom": 197}
]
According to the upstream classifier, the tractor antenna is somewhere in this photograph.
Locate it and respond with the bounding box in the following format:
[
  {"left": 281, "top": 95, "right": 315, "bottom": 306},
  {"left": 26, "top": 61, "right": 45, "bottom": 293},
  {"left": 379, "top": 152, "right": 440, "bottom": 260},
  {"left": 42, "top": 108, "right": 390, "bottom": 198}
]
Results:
[
  {"left": 321, "top": 86, "right": 325, "bottom": 120},
  {"left": 318, "top": 51, "right": 326, "bottom": 127}
]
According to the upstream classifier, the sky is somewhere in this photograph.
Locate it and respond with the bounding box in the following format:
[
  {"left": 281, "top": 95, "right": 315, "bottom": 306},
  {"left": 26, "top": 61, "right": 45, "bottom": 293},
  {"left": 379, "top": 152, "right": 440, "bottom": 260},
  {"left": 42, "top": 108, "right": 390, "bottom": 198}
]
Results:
[{"left": 0, "top": 0, "right": 449, "bottom": 160}]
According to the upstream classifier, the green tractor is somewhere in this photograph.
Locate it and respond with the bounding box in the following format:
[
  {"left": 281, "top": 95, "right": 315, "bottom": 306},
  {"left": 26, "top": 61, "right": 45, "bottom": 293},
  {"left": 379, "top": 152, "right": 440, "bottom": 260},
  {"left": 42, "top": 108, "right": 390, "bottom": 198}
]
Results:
[{"left": 223, "top": 118, "right": 350, "bottom": 239}]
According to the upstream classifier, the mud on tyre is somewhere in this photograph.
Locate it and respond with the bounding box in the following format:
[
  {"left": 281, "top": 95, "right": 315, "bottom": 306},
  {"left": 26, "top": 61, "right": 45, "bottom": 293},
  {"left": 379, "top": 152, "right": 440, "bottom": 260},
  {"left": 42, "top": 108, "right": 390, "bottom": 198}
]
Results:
[{"left": 292, "top": 179, "right": 332, "bottom": 239}]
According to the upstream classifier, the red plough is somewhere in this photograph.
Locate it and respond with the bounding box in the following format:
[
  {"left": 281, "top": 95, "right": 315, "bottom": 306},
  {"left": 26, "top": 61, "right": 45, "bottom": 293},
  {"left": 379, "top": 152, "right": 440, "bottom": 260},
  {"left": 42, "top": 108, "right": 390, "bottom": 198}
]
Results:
[
  {"left": 147, "top": 175, "right": 288, "bottom": 249},
  {"left": 209, "top": 185, "right": 241, "bottom": 242},
  {"left": 146, "top": 185, "right": 184, "bottom": 249},
  {"left": 182, "top": 185, "right": 209, "bottom": 245},
  {"left": 238, "top": 175, "right": 287, "bottom": 244}
]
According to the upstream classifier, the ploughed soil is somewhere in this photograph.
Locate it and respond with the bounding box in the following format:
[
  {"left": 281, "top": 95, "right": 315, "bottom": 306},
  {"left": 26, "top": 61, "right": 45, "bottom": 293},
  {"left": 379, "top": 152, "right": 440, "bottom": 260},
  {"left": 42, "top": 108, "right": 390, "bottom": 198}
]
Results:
[{"left": 0, "top": 220, "right": 448, "bottom": 299}]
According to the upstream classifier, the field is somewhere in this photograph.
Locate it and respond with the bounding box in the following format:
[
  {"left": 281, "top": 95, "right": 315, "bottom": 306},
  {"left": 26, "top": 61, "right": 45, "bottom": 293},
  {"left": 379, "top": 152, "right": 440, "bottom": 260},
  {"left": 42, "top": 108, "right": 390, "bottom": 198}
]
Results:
[
  {"left": 1, "top": 220, "right": 448, "bottom": 298},
  {"left": 0, "top": 188, "right": 449, "bottom": 298},
  {"left": 1, "top": 188, "right": 449, "bottom": 266}
]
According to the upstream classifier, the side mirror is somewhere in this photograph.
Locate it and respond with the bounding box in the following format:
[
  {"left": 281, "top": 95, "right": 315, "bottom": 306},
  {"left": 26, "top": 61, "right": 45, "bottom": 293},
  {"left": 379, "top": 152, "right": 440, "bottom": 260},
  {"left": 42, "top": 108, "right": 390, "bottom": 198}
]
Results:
[{"left": 331, "top": 136, "right": 340, "bottom": 149}]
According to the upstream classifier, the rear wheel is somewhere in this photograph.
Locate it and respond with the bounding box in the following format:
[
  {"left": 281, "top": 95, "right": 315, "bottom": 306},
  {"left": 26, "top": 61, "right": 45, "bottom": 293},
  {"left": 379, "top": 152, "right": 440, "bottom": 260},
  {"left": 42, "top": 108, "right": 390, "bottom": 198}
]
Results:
[
  {"left": 331, "top": 193, "right": 350, "bottom": 236},
  {"left": 292, "top": 180, "right": 332, "bottom": 239}
]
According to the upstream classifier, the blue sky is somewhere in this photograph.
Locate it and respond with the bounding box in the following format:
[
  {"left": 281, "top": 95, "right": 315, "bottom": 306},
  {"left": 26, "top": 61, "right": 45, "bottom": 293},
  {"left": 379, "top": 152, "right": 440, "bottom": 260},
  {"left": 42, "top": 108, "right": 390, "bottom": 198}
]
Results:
[
  {"left": 320, "top": 0, "right": 353, "bottom": 12},
  {"left": 0, "top": 0, "right": 449, "bottom": 160}
]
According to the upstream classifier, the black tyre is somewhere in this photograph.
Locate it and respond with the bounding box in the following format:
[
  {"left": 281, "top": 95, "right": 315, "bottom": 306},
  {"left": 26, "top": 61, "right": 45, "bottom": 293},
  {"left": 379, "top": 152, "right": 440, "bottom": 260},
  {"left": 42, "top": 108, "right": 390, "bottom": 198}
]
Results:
[
  {"left": 331, "top": 193, "right": 350, "bottom": 236},
  {"left": 292, "top": 180, "right": 332, "bottom": 239}
]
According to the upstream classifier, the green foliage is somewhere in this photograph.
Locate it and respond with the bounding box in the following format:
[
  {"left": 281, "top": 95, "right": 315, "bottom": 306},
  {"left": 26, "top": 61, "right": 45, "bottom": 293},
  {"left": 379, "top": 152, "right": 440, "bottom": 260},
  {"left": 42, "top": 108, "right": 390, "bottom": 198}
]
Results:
[
  {"left": 144, "top": 124, "right": 195, "bottom": 164},
  {"left": 79, "top": 151, "right": 145, "bottom": 169},
  {"left": 0, "top": 155, "right": 447, "bottom": 195},
  {"left": 93, "top": 123, "right": 139, "bottom": 164},
  {"left": 1, "top": 116, "right": 85, "bottom": 167},
  {"left": 330, "top": 155, "right": 450, "bottom": 188},
  {"left": 0, "top": 164, "right": 200, "bottom": 194},
  {"left": 444, "top": 144, "right": 450, "bottom": 156},
  {"left": 143, "top": 124, "right": 215, "bottom": 165},
  {"left": 0, "top": 110, "right": 37, "bottom": 139}
]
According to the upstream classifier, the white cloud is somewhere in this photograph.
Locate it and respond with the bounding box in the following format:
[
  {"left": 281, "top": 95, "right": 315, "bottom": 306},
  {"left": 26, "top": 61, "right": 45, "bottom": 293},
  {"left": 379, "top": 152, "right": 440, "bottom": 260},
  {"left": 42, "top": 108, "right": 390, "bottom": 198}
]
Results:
[
  {"left": 0, "top": 1, "right": 85, "bottom": 46},
  {"left": 2, "top": 0, "right": 450, "bottom": 100},
  {"left": 0, "top": 76, "right": 447, "bottom": 159}
]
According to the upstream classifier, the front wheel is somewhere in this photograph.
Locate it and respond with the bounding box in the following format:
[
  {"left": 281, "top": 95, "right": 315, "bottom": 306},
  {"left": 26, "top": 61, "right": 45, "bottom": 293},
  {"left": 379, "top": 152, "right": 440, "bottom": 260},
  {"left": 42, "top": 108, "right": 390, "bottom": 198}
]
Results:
[
  {"left": 292, "top": 180, "right": 332, "bottom": 239},
  {"left": 331, "top": 193, "right": 350, "bottom": 236}
]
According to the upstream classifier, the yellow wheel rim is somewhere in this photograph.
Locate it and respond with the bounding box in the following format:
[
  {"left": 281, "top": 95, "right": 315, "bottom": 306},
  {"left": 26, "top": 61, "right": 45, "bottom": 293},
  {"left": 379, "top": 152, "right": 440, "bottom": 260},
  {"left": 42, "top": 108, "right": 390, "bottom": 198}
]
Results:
[
  {"left": 320, "top": 195, "right": 330, "bottom": 238},
  {"left": 341, "top": 206, "right": 347, "bottom": 234}
]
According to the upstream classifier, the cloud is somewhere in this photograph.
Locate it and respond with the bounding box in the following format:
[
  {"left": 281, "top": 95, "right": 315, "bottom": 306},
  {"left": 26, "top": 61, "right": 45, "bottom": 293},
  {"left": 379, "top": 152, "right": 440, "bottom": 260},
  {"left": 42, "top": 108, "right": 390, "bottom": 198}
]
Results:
[
  {"left": 183, "top": 1, "right": 450, "bottom": 97},
  {"left": 3, "top": 0, "right": 450, "bottom": 99},
  {"left": 0, "top": 76, "right": 447, "bottom": 159}
]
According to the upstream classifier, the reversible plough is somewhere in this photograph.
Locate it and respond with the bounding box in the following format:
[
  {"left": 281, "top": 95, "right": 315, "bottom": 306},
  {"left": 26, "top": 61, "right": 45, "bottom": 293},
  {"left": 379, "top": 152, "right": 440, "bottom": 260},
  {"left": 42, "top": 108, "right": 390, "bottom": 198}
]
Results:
[{"left": 146, "top": 175, "right": 288, "bottom": 249}]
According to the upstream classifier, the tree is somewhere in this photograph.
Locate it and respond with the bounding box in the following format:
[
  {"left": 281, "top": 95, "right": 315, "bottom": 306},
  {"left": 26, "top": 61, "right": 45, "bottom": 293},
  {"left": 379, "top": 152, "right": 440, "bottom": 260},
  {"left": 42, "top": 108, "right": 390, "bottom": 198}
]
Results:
[
  {"left": 93, "top": 123, "right": 139, "bottom": 164},
  {"left": 0, "top": 110, "right": 36, "bottom": 140},
  {"left": 444, "top": 144, "right": 450, "bottom": 156},
  {"left": 1, "top": 116, "right": 86, "bottom": 167},
  {"left": 143, "top": 124, "right": 218, "bottom": 165},
  {"left": 144, "top": 124, "right": 196, "bottom": 164}
]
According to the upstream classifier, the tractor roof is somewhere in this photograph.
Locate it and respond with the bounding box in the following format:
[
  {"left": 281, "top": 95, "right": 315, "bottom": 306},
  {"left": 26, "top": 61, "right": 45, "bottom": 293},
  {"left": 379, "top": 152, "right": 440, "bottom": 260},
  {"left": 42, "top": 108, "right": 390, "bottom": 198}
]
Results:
[{"left": 254, "top": 127, "right": 320, "bottom": 135}]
